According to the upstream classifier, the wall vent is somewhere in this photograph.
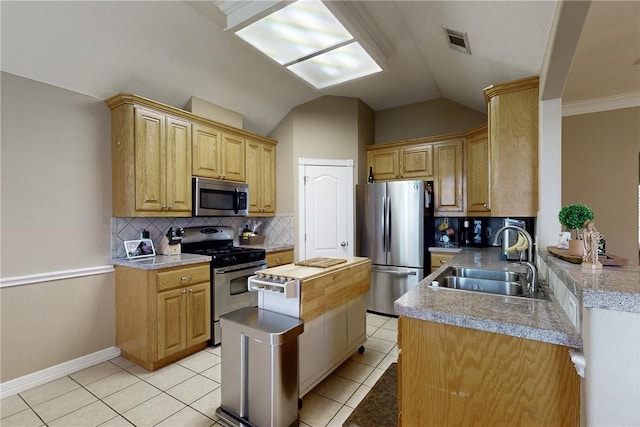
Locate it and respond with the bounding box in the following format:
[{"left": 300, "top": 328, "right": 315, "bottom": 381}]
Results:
[{"left": 444, "top": 28, "right": 471, "bottom": 55}]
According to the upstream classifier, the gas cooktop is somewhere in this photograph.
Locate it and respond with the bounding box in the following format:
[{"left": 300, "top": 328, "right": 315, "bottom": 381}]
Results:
[{"left": 180, "top": 226, "right": 265, "bottom": 268}]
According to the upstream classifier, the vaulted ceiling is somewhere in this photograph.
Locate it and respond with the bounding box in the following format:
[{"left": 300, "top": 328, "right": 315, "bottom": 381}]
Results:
[{"left": 1, "top": 1, "right": 638, "bottom": 136}]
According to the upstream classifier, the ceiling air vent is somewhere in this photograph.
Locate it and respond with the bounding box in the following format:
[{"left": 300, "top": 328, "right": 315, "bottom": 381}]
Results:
[{"left": 444, "top": 28, "right": 471, "bottom": 55}]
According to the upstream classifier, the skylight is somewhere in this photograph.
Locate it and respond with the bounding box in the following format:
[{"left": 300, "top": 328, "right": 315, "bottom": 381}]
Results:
[{"left": 234, "top": 0, "right": 382, "bottom": 89}]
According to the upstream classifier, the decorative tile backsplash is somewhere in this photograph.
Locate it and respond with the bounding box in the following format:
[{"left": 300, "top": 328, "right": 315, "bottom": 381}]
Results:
[{"left": 111, "top": 214, "right": 294, "bottom": 259}]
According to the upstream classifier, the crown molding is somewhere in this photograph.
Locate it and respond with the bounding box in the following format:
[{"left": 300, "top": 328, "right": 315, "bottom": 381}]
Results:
[{"left": 562, "top": 92, "right": 640, "bottom": 116}]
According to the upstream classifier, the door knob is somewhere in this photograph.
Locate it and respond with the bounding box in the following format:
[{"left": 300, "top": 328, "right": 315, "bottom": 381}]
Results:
[{"left": 341, "top": 241, "right": 348, "bottom": 247}]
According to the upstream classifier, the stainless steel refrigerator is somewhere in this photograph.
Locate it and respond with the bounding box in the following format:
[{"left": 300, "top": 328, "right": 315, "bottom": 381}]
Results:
[{"left": 356, "top": 180, "right": 424, "bottom": 316}]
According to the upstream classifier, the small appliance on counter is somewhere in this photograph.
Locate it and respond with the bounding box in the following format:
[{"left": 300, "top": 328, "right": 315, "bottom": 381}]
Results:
[{"left": 158, "top": 227, "right": 185, "bottom": 255}]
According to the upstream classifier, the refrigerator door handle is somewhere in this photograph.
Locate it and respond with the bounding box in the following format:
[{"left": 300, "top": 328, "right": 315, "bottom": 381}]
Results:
[
  {"left": 386, "top": 196, "right": 391, "bottom": 253},
  {"left": 371, "top": 267, "right": 418, "bottom": 276},
  {"left": 382, "top": 196, "right": 387, "bottom": 252}
]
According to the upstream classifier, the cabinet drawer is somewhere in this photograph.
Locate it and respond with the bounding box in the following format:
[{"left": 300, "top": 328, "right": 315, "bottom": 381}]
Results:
[
  {"left": 431, "top": 252, "right": 456, "bottom": 271},
  {"left": 157, "top": 264, "right": 209, "bottom": 292},
  {"left": 266, "top": 250, "right": 294, "bottom": 267}
]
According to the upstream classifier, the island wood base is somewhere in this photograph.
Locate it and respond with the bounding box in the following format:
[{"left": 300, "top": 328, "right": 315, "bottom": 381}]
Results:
[{"left": 399, "top": 317, "right": 580, "bottom": 426}]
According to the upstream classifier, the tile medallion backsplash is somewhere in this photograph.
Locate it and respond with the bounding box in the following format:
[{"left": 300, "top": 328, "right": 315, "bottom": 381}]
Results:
[{"left": 111, "top": 214, "right": 294, "bottom": 259}]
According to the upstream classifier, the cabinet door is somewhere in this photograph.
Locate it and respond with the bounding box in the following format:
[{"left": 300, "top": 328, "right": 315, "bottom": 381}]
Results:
[
  {"left": 166, "top": 116, "right": 192, "bottom": 213},
  {"left": 221, "top": 133, "right": 246, "bottom": 182},
  {"left": 192, "top": 124, "right": 221, "bottom": 179},
  {"left": 368, "top": 148, "right": 399, "bottom": 181},
  {"left": 325, "top": 304, "right": 349, "bottom": 367},
  {"left": 260, "top": 143, "right": 276, "bottom": 214},
  {"left": 245, "top": 140, "right": 261, "bottom": 214},
  {"left": 186, "top": 282, "right": 211, "bottom": 347},
  {"left": 466, "top": 133, "right": 491, "bottom": 215},
  {"left": 347, "top": 295, "right": 366, "bottom": 348},
  {"left": 434, "top": 140, "right": 464, "bottom": 214},
  {"left": 157, "top": 288, "right": 186, "bottom": 359},
  {"left": 134, "top": 107, "right": 165, "bottom": 211},
  {"left": 431, "top": 252, "right": 455, "bottom": 273},
  {"left": 400, "top": 144, "right": 433, "bottom": 179}
]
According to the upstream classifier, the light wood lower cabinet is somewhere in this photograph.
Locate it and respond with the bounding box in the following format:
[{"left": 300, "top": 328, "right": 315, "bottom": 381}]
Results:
[
  {"left": 266, "top": 249, "right": 294, "bottom": 267},
  {"left": 116, "top": 263, "right": 211, "bottom": 371},
  {"left": 430, "top": 251, "right": 456, "bottom": 273},
  {"left": 398, "top": 317, "right": 580, "bottom": 426}
]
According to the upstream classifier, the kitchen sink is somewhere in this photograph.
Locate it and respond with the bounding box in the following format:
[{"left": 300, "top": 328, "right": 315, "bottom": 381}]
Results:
[
  {"left": 448, "top": 267, "right": 522, "bottom": 283},
  {"left": 430, "top": 267, "right": 549, "bottom": 301}
]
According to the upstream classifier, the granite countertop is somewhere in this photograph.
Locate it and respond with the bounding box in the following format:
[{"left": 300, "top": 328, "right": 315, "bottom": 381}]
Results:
[
  {"left": 395, "top": 247, "right": 582, "bottom": 348},
  {"left": 112, "top": 253, "right": 212, "bottom": 270},
  {"left": 428, "top": 246, "right": 463, "bottom": 253},
  {"left": 539, "top": 249, "right": 640, "bottom": 313}
]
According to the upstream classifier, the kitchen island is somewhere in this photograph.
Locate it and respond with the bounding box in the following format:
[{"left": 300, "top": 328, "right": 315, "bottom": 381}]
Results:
[
  {"left": 251, "top": 257, "right": 371, "bottom": 397},
  {"left": 395, "top": 248, "right": 581, "bottom": 426}
]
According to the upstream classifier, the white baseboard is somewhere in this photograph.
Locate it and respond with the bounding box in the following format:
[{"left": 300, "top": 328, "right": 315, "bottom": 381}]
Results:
[{"left": 0, "top": 346, "right": 121, "bottom": 399}]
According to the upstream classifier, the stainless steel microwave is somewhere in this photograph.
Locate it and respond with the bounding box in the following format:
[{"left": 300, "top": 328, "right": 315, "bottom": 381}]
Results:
[{"left": 192, "top": 177, "right": 248, "bottom": 216}]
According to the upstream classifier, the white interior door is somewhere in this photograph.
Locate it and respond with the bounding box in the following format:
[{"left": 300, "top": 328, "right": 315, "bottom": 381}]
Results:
[{"left": 299, "top": 159, "right": 354, "bottom": 260}]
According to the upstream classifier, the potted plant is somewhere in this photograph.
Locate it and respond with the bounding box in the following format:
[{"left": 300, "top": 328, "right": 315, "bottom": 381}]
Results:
[{"left": 558, "top": 203, "right": 594, "bottom": 256}]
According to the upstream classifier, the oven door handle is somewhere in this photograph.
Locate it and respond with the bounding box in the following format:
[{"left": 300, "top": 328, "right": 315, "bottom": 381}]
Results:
[{"left": 215, "top": 262, "right": 266, "bottom": 275}]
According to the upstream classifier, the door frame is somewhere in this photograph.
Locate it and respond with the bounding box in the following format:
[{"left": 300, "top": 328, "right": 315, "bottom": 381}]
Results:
[{"left": 298, "top": 158, "right": 354, "bottom": 260}]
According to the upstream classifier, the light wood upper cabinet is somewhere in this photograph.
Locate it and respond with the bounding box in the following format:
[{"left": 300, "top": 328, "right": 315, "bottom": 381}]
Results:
[
  {"left": 434, "top": 139, "right": 464, "bottom": 215},
  {"left": 192, "top": 125, "right": 246, "bottom": 182},
  {"left": 246, "top": 139, "right": 276, "bottom": 216},
  {"left": 220, "top": 133, "right": 246, "bottom": 182},
  {"left": 107, "top": 93, "right": 277, "bottom": 217},
  {"left": 116, "top": 263, "right": 211, "bottom": 371},
  {"left": 400, "top": 144, "right": 433, "bottom": 179},
  {"left": 466, "top": 125, "right": 491, "bottom": 215},
  {"left": 367, "top": 147, "right": 399, "bottom": 181},
  {"left": 192, "top": 124, "right": 221, "bottom": 179},
  {"left": 112, "top": 105, "right": 192, "bottom": 217},
  {"left": 484, "top": 76, "right": 539, "bottom": 217},
  {"left": 367, "top": 143, "right": 434, "bottom": 181}
]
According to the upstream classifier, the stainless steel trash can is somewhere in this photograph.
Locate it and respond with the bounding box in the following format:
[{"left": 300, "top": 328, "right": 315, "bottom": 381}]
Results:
[{"left": 216, "top": 307, "right": 304, "bottom": 427}]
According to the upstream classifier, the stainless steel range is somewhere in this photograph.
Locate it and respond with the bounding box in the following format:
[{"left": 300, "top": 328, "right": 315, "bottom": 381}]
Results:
[{"left": 181, "top": 226, "right": 266, "bottom": 345}]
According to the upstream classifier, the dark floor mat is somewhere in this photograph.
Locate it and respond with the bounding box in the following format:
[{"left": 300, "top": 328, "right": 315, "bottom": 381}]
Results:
[{"left": 343, "top": 362, "right": 397, "bottom": 427}]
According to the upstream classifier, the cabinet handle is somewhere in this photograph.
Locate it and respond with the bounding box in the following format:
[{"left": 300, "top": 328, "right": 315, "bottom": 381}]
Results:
[
  {"left": 483, "top": 203, "right": 490, "bottom": 210},
  {"left": 218, "top": 174, "right": 223, "bottom": 178},
  {"left": 440, "top": 260, "right": 447, "bottom": 265},
  {"left": 169, "top": 205, "right": 173, "bottom": 209},
  {"left": 189, "top": 288, "right": 193, "bottom": 293},
  {"left": 276, "top": 257, "right": 282, "bottom": 263},
  {"left": 181, "top": 275, "right": 193, "bottom": 281},
  {"left": 181, "top": 289, "right": 187, "bottom": 294},
  {"left": 161, "top": 204, "right": 167, "bottom": 209}
]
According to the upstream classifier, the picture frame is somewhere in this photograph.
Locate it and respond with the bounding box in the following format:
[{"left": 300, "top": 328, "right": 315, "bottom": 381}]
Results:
[{"left": 124, "top": 239, "right": 156, "bottom": 259}]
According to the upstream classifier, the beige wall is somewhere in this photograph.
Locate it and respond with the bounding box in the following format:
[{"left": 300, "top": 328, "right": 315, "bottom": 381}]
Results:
[
  {"left": 374, "top": 97, "right": 487, "bottom": 144},
  {"left": 562, "top": 107, "right": 640, "bottom": 263},
  {"left": 0, "top": 72, "right": 115, "bottom": 381},
  {"left": 269, "top": 96, "right": 374, "bottom": 257}
]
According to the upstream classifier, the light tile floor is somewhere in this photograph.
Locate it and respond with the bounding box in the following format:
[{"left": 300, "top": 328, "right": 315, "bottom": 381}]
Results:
[{"left": 1, "top": 313, "right": 398, "bottom": 427}]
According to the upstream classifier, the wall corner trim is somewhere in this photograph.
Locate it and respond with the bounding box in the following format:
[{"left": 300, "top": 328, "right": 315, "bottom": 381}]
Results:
[
  {"left": 562, "top": 91, "right": 640, "bottom": 116},
  {"left": 0, "top": 265, "right": 115, "bottom": 288},
  {"left": 0, "top": 346, "right": 121, "bottom": 399}
]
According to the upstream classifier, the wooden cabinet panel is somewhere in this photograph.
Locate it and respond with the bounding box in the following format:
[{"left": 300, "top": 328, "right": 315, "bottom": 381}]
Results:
[
  {"left": 399, "top": 317, "right": 580, "bottom": 426},
  {"left": 192, "top": 124, "right": 221, "bottom": 179},
  {"left": 434, "top": 139, "right": 464, "bottom": 215},
  {"left": 368, "top": 148, "right": 399, "bottom": 181},
  {"left": 485, "top": 76, "right": 538, "bottom": 216},
  {"left": 186, "top": 282, "right": 211, "bottom": 348},
  {"left": 400, "top": 144, "right": 433, "bottom": 179},
  {"left": 166, "top": 116, "right": 192, "bottom": 213},
  {"left": 246, "top": 139, "right": 276, "bottom": 216},
  {"left": 157, "top": 288, "right": 187, "bottom": 359},
  {"left": 430, "top": 252, "right": 456, "bottom": 273},
  {"left": 134, "top": 108, "right": 165, "bottom": 212},
  {"left": 266, "top": 249, "right": 294, "bottom": 267},
  {"left": 466, "top": 126, "right": 491, "bottom": 215},
  {"left": 221, "top": 133, "right": 246, "bottom": 182}
]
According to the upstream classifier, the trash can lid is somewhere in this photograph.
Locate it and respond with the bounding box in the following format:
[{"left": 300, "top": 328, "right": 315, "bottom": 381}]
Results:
[{"left": 220, "top": 307, "right": 304, "bottom": 344}]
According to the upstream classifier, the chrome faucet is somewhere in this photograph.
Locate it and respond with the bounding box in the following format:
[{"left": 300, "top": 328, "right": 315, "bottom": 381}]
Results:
[
  {"left": 492, "top": 225, "right": 538, "bottom": 293},
  {"left": 492, "top": 225, "right": 534, "bottom": 263}
]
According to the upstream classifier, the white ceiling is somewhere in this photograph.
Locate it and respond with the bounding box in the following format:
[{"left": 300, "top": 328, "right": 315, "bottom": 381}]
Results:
[{"left": 1, "top": 1, "right": 638, "bottom": 136}]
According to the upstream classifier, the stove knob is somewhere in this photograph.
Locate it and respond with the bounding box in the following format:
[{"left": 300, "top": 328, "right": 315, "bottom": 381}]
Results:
[
  {"left": 249, "top": 253, "right": 255, "bottom": 260},
  {"left": 223, "top": 256, "right": 230, "bottom": 264},
  {"left": 232, "top": 256, "right": 237, "bottom": 263}
]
